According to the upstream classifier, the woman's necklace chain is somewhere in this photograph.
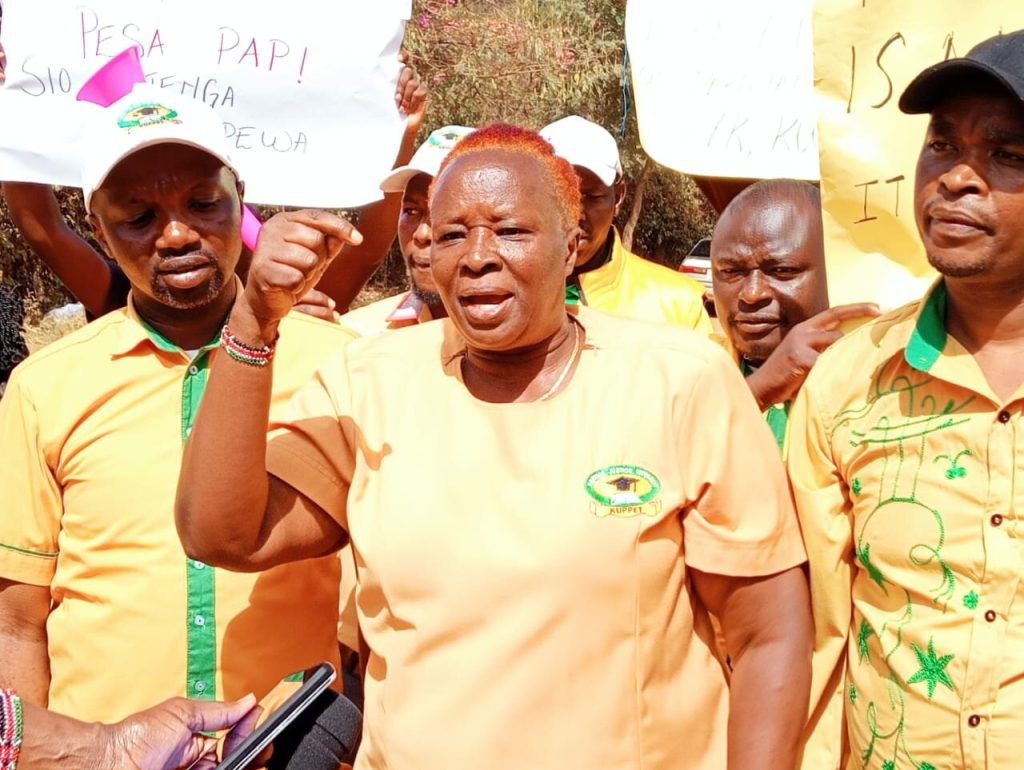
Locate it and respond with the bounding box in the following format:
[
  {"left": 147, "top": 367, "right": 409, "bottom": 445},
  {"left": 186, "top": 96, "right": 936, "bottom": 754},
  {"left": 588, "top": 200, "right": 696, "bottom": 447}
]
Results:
[{"left": 537, "top": 319, "right": 581, "bottom": 401}]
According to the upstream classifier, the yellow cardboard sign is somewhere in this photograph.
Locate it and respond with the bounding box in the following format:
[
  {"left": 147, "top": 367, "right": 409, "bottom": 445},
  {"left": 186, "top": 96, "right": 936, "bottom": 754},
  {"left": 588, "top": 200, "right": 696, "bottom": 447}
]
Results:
[{"left": 813, "top": 3, "right": 1024, "bottom": 308}]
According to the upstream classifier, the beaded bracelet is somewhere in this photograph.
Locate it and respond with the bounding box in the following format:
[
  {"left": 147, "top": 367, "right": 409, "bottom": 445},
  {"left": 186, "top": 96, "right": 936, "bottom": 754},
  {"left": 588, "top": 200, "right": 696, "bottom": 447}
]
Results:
[
  {"left": 220, "top": 325, "right": 278, "bottom": 368},
  {"left": 0, "top": 689, "right": 22, "bottom": 770}
]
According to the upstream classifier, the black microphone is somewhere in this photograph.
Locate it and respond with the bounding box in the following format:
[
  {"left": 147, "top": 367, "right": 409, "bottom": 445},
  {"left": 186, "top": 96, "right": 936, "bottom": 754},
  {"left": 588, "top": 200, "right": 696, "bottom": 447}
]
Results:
[{"left": 267, "top": 689, "right": 362, "bottom": 769}]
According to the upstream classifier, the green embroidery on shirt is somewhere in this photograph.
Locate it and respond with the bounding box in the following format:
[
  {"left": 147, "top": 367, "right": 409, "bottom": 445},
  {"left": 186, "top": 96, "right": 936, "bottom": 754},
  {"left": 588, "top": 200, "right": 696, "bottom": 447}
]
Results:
[
  {"left": 827, "top": 352, "right": 975, "bottom": 767},
  {"left": 857, "top": 619, "right": 875, "bottom": 663},
  {"left": 963, "top": 591, "right": 978, "bottom": 610},
  {"left": 934, "top": 449, "right": 971, "bottom": 480},
  {"left": 857, "top": 542, "right": 887, "bottom": 591},
  {"left": 849, "top": 683, "right": 858, "bottom": 704},
  {"left": 907, "top": 638, "right": 955, "bottom": 699}
]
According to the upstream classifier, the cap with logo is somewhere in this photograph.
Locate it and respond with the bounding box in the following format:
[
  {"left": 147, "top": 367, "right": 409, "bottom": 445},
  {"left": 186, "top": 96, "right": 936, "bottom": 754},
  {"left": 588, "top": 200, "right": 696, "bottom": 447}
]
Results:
[
  {"left": 80, "top": 82, "right": 238, "bottom": 212},
  {"left": 379, "top": 125, "right": 476, "bottom": 193},
  {"left": 539, "top": 115, "right": 623, "bottom": 187},
  {"left": 900, "top": 29, "right": 1024, "bottom": 114}
]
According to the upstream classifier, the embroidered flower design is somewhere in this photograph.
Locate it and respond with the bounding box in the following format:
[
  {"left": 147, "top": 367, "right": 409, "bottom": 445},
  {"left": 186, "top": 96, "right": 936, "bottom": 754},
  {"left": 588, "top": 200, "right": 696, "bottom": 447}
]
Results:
[{"left": 907, "top": 638, "right": 955, "bottom": 699}]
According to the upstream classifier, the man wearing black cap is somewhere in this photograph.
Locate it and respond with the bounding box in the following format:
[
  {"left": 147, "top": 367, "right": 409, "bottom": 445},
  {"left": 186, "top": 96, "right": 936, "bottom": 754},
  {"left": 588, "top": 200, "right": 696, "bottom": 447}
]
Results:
[{"left": 789, "top": 30, "right": 1024, "bottom": 770}]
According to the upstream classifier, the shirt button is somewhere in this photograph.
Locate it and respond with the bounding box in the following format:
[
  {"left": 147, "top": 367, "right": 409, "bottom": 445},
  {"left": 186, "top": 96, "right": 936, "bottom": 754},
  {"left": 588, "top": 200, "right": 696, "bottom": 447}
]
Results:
[
  {"left": 998, "top": 410, "right": 1011, "bottom": 423},
  {"left": 968, "top": 714, "right": 982, "bottom": 727},
  {"left": 194, "top": 614, "right": 206, "bottom": 627},
  {"left": 194, "top": 680, "right": 207, "bottom": 693},
  {"left": 192, "top": 560, "right": 205, "bottom": 569},
  {"left": 189, "top": 365, "right": 199, "bottom": 375},
  {"left": 991, "top": 514, "right": 1004, "bottom": 527},
  {"left": 985, "top": 610, "right": 997, "bottom": 622}
]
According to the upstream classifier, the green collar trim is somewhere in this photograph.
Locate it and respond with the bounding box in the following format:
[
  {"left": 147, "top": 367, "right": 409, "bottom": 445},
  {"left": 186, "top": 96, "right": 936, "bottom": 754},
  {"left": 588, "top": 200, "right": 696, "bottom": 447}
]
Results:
[
  {"left": 904, "top": 281, "right": 947, "bottom": 373},
  {"left": 139, "top": 318, "right": 223, "bottom": 355}
]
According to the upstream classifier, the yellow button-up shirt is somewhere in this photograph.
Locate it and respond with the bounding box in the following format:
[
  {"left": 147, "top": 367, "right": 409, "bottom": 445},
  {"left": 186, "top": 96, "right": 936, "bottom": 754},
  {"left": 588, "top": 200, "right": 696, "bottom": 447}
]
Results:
[
  {"left": 789, "top": 280, "right": 1024, "bottom": 770},
  {"left": 0, "top": 295, "right": 350, "bottom": 723}
]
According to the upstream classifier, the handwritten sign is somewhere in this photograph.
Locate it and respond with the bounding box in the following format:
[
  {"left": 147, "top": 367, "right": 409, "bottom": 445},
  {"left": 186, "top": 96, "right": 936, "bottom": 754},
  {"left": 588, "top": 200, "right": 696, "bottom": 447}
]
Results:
[
  {"left": 0, "top": 0, "right": 411, "bottom": 207},
  {"left": 813, "top": 2, "right": 1024, "bottom": 308},
  {"left": 626, "top": 0, "right": 819, "bottom": 181}
]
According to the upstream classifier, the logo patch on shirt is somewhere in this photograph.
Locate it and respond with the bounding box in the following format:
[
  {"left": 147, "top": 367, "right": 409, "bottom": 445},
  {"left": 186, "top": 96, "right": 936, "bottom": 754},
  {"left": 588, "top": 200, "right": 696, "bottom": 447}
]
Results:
[
  {"left": 585, "top": 465, "right": 662, "bottom": 518},
  {"left": 117, "top": 103, "right": 181, "bottom": 131}
]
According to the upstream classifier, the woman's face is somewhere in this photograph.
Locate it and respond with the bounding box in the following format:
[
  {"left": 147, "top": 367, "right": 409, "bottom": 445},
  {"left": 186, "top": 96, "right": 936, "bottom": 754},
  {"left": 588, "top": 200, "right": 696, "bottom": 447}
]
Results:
[{"left": 429, "top": 150, "right": 578, "bottom": 352}]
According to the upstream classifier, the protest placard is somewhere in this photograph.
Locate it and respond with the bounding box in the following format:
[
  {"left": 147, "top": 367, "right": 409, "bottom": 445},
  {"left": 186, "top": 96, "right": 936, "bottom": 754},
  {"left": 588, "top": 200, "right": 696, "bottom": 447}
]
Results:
[
  {"left": 814, "top": 2, "right": 1024, "bottom": 307},
  {"left": 0, "top": 0, "right": 410, "bottom": 207},
  {"left": 626, "top": 0, "right": 819, "bottom": 181}
]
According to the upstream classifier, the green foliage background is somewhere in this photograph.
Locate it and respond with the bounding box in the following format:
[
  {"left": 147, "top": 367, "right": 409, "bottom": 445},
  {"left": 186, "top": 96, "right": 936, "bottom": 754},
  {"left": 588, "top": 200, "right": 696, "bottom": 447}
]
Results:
[{"left": 0, "top": 0, "right": 715, "bottom": 320}]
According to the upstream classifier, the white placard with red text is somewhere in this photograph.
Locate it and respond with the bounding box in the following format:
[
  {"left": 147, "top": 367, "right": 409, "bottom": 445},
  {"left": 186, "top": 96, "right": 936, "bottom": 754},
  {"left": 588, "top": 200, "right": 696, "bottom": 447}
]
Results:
[{"left": 0, "top": 0, "right": 410, "bottom": 207}]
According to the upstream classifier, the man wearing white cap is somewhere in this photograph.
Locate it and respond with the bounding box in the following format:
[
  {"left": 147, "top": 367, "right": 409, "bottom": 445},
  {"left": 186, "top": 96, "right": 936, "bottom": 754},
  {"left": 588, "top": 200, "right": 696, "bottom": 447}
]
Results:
[
  {"left": 540, "top": 115, "right": 711, "bottom": 333},
  {"left": 0, "top": 76, "right": 355, "bottom": 723},
  {"left": 340, "top": 124, "right": 474, "bottom": 337}
]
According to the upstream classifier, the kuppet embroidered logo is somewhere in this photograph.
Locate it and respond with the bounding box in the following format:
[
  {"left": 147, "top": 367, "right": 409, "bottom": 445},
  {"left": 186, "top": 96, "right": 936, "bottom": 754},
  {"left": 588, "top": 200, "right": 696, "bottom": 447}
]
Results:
[
  {"left": 117, "top": 103, "right": 182, "bottom": 132},
  {"left": 584, "top": 465, "right": 662, "bottom": 518}
]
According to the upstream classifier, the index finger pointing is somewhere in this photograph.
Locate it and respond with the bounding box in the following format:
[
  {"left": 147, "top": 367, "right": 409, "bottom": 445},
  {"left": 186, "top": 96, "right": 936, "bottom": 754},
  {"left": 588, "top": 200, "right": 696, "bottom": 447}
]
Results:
[
  {"left": 287, "top": 209, "right": 363, "bottom": 254},
  {"left": 814, "top": 302, "right": 882, "bottom": 330}
]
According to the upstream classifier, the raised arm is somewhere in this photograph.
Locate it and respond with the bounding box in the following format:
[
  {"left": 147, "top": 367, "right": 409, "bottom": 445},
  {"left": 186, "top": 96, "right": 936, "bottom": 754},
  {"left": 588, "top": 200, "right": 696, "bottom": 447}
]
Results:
[
  {"left": 175, "top": 210, "right": 360, "bottom": 572},
  {"left": 2, "top": 183, "right": 127, "bottom": 317},
  {"left": 315, "top": 54, "right": 427, "bottom": 311},
  {"left": 691, "top": 566, "right": 812, "bottom": 770}
]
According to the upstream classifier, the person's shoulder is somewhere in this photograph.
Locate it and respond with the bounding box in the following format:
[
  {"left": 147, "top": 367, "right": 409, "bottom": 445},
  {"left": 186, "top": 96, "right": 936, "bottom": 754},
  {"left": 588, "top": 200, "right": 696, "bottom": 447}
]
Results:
[
  {"left": 280, "top": 309, "right": 355, "bottom": 341},
  {"left": 620, "top": 248, "right": 705, "bottom": 297},
  {"left": 336, "top": 293, "right": 406, "bottom": 338},
  {"left": 803, "top": 297, "right": 922, "bottom": 399},
  {"left": 344, "top": 315, "right": 446, "bottom": 361},
  {"left": 8, "top": 310, "right": 130, "bottom": 387},
  {"left": 580, "top": 306, "right": 727, "bottom": 365}
]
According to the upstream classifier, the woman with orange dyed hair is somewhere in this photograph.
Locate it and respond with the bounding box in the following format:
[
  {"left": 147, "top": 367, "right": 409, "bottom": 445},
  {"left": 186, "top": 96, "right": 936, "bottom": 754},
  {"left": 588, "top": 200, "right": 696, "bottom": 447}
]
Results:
[{"left": 178, "top": 124, "right": 812, "bottom": 770}]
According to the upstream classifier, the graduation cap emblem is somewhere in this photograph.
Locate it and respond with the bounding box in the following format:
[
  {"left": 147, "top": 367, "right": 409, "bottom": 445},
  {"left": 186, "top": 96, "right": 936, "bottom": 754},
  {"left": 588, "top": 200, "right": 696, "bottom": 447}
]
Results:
[{"left": 584, "top": 465, "right": 662, "bottom": 518}]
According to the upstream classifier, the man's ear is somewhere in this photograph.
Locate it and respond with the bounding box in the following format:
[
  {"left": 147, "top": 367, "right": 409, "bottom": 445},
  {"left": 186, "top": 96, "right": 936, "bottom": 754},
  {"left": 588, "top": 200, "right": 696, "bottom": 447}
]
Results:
[
  {"left": 86, "top": 212, "right": 111, "bottom": 257},
  {"left": 564, "top": 226, "right": 582, "bottom": 277},
  {"left": 613, "top": 176, "right": 627, "bottom": 216}
]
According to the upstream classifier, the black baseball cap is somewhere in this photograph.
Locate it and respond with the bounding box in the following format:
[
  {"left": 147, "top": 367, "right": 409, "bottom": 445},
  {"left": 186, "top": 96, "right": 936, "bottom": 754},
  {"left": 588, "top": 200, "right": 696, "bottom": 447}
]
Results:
[{"left": 899, "top": 29, "right": 1024, "bottom": 114}]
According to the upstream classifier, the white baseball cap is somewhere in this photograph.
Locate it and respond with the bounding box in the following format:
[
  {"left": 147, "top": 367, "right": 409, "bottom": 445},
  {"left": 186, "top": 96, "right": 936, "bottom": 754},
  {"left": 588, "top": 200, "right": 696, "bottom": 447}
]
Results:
[
  {"left": 540, "top": 115, "right": 622, "bottom": 187},
  {"left": 379, "top": 125, "right": 475, "bottom": 193},
  {"left": 80, "top": 82, "right": 238, "bottom": 212}
]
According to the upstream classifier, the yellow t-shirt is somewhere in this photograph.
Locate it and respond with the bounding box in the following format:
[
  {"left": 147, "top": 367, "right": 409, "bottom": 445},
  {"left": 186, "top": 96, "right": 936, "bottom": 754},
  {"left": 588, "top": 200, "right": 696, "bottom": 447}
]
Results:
[
  {"left": 267, "top": 305, "right": 804, "bottom": 769},
  {"left": 789, "top": 280, "right": 1024, "bottom": 770},
  {"left": 577, "top": 229, "right": 712, "bottom": 334},
  {"left": 0, "top": 297, "right": 350, "bottom": 723}
]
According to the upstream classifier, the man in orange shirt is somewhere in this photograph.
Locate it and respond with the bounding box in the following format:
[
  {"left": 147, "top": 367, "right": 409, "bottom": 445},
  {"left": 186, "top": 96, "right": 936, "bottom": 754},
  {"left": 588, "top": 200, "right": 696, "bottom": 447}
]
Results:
[
  {"left": 0, "top": 79, "right": 350, "bottom": 722},
  {"left": 793, "top": 31, "right": 1024, "bottom": 769}
]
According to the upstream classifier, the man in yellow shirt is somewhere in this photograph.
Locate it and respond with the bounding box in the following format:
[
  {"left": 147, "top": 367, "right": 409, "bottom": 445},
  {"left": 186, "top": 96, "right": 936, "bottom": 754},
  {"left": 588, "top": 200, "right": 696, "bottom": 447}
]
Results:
[
  {"left": 711, "top": 179, "right": 878, "bottom": 450},
  {"left": 0, "top": 80, "right": 351, "bottom": 722},
  {"left": 791, "top": 30, "right": 1024, "bottom": 769},
  {"left": 540, "top": 115, "right": 712, "bottom": 332}
]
